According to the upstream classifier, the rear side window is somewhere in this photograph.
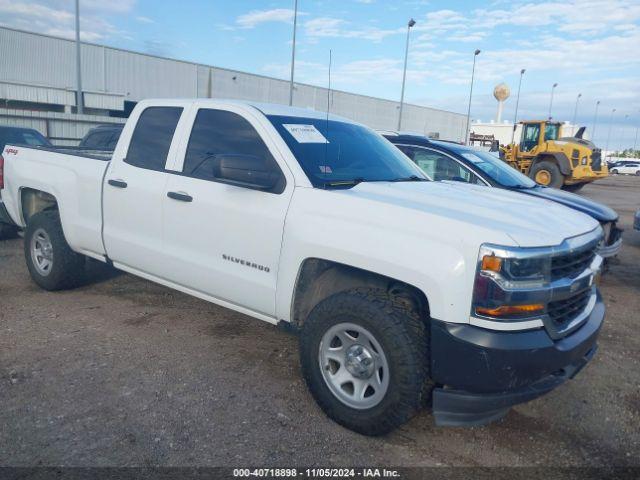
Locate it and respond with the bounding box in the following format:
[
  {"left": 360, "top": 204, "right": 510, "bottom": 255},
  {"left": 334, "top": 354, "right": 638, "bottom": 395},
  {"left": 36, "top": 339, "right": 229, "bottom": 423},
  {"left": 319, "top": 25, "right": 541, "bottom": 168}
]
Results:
[
  {"left": 183, "top": 109, "right": 281, "bottom": 182},
  {"left": 126, "top": 107, "right": 183, "bottom": 171}
]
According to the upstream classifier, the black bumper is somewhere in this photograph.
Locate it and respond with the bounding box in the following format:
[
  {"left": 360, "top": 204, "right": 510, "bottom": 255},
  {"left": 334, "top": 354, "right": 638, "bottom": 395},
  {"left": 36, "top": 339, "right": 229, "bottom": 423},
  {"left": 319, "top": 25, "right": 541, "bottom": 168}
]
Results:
[{"left": 430, "top": 292, "right": 604, "bottom": 426}]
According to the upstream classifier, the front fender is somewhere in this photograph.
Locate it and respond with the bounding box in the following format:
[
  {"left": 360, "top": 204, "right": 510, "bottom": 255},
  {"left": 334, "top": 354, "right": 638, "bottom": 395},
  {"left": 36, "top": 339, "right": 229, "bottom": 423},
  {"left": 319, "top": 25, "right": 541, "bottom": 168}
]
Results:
[{"left": 274, "top": 189, "right": 482, "bottom": 325}]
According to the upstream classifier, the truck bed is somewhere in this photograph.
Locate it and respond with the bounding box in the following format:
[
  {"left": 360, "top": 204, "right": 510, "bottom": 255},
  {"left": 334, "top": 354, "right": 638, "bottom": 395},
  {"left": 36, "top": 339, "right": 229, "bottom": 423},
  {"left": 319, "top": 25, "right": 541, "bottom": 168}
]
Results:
[{"left": 2, "top": 144, "right": 110, "bottom": 259}]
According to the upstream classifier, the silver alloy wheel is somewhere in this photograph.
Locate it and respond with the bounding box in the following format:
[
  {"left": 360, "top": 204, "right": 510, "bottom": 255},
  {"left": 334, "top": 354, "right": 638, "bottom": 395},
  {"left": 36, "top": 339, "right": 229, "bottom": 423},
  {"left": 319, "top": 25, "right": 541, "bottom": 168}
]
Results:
[
  {"left": 30, "top": 228, "right": 54, "bottom": 276},
  {"left": 318, "top": 322, "right": 390, "bottom": 409}
]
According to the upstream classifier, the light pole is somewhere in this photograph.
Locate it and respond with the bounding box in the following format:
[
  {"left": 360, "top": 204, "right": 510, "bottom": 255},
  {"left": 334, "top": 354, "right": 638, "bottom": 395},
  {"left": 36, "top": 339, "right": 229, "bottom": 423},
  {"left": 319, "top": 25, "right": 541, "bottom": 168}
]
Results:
[
  {"left": 464, "top": 48, "right": 481, "bottom": 145},
  {"left": 288, "top": 0, "right": 299, "bottom": 106},
  {"left": 571, "top": 93, "right": 582, "bottom": 131},
  {"left": 624, "top": 114, "right": 630, "bottom": 153},
  {"left": 397, "top": 18, "right": 416, "bottom": 131},
  {"left": 510, "top": 68, "right": 525, "bottom": 144},
  {"left": 75, "top": 0, "right": 84, "bottom": 114},
  {"left": 592, "top": 100, "right": 601, "bottom": 140},
  {"left": 605, "top": 108, "right": 616, "bottom": 159},
  {"left": 547, "top": 83, "right": 558, "bottom": 120}
]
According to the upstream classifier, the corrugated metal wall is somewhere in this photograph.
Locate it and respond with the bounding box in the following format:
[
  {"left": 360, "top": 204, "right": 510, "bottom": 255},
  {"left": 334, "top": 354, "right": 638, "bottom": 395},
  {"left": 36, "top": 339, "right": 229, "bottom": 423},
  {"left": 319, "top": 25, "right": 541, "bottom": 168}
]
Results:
[
  {"left": 0, "top": 108, "right": 125, "bottom": 146},
  {"left": 0, "top": 26, "right": 466, "bottom": 141}
]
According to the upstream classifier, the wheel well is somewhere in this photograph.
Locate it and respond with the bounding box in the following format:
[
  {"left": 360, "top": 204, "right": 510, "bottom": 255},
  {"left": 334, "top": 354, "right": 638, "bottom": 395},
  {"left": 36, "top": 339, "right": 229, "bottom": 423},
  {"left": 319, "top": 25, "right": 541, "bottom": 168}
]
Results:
[
  {"left": 20, "top": 188, "right": 58, "bottom": 224},
  {"left": 291, "top": 258, "right": 430, "bottom": 328},
  {"left": 533, "top": 153, "right": 570, "bottom": 176}
]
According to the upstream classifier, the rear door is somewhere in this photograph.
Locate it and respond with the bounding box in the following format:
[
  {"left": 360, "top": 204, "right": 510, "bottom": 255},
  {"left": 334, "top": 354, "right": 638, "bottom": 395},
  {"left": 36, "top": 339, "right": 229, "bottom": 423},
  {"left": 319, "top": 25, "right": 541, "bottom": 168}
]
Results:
[
  {"left": 103, "top": 103, "right": 190, "bottom": 277},
  {"left": 160, "top": 105, "right": 294, "bottom": 317}
]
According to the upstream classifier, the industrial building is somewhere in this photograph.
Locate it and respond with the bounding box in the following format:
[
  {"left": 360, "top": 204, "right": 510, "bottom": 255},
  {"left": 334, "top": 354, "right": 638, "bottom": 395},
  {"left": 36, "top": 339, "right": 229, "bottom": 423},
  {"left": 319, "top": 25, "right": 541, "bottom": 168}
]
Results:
[{"left": 0, "top": 26, "right": 466, "bottom": 145}]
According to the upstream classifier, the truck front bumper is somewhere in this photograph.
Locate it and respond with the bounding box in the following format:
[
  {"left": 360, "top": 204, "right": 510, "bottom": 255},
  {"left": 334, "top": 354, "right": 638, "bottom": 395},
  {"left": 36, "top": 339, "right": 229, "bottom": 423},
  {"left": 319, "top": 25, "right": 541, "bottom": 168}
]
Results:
[{"left": 430, "top": 292, "right": 604, "bottom": 426}]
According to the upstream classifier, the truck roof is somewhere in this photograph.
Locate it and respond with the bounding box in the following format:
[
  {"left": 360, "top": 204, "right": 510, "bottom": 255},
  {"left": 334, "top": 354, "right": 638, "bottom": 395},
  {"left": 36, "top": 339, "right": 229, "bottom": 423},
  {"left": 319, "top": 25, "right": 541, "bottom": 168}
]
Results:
[{"left": 138, "top": 98, "right": 352, "bottom": 123}]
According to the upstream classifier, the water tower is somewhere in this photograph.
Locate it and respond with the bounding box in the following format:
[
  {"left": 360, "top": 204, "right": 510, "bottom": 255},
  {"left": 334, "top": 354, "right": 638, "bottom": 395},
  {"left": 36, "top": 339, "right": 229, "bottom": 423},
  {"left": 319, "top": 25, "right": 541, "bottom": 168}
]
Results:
[{"left": 493, "top": 83, "right": 510, "bottom": 123}]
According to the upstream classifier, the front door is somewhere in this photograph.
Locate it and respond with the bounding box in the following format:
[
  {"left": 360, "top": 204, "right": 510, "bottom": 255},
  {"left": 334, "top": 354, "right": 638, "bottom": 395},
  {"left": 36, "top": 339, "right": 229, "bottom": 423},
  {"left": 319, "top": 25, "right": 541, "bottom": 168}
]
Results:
[{"left": 160, "top": 106, "right": 293, "bottom": 317}]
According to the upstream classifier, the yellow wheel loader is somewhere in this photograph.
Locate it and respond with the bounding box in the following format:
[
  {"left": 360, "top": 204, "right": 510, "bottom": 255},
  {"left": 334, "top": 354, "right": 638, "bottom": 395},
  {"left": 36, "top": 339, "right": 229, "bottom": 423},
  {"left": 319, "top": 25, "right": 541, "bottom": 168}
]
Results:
[{"left": 501, "top": 121, "right": 609, "bottom": 191}]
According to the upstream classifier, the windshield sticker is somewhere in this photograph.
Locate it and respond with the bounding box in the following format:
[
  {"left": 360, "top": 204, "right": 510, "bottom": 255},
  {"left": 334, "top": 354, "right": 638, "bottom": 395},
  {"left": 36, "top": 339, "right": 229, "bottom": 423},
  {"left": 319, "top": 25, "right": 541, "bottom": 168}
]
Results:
[
  {"left": 319, "top": 165, "right": 332, "bottom": 173},
  {"left": 461, "top": 153, "right": 484, "bottom": 164},
  {"left": 283, "top": 124, "right": 328, "bottom": 144}
]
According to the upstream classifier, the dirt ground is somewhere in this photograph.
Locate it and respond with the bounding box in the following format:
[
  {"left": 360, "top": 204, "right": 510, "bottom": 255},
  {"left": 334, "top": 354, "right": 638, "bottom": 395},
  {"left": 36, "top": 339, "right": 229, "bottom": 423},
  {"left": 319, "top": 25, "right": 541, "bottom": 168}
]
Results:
[{"left": 1, "top": 175, "right": 639, "bottom": 467}]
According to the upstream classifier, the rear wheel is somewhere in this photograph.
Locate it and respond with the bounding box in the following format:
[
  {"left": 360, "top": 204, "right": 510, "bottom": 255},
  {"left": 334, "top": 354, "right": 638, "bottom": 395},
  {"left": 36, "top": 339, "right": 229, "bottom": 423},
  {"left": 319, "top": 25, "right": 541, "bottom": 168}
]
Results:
[
  {"left": 530, "top": 160, "right": 564, "bottom": 188},
  {"left": 635, "top": 170, "right": 640, "bottom": 176},
  {"left": 24, "top": 211, "right": 85, "bottom": 291},
  {"left": 0, "top": 222, "right": 19, "bottom": 240},
  {"left": 299, "top": 288, "right": 431, "bottom": 436}
]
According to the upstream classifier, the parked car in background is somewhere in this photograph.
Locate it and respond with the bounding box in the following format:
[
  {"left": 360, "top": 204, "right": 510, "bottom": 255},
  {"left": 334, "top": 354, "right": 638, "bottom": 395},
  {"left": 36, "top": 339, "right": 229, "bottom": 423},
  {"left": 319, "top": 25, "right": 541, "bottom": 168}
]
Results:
[
  {"left": 0, "top": 126, "right": 52, "bottom": 239},
  {"left": 382, "top": 132, "right": 623, "bottom": 260},
  {"left": 79, "top": 124, "right": 124, "bottom": 151},
  {"left": 2, "top": 99, "right": 605, "bottom": 434},
  {"left": 634, "top": 209, "right": 640, "bottom": 231},
  {"left": 610, "top": 162, "right": 640, "bottom": 175}
]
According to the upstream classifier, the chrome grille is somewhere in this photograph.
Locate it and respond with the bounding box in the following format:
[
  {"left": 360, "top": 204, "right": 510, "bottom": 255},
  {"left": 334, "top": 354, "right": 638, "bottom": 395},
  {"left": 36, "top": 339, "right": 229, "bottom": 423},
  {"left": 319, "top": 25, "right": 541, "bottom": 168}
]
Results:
[
  {"left": 548, "top": 289, "right": 591, "bottom": 326},
  {"left": 551, "top": 246, "right": 596, "bottom": 280}
]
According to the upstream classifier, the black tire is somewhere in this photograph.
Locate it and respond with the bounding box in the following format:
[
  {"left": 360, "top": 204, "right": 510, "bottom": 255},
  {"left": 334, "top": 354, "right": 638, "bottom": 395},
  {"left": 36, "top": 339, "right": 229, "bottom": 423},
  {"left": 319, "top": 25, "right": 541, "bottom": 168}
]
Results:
[
  {"left": 635, "top": 170, "right": 640, "bottom": 176},
  {"left": 530, "top": 160, "right": 564, "bottom": 188},
  {"left": 0, "top": 222, "right": 19, "bottom": 240},
  {"left": 24, "top": 211, "right": 85, "bottom": 291},
  {"left": 299, "top": 287, "right": 431, "bottom": 436},
  {"left": 611, "top": 169, "right": 618, "bottom": 175},
  {"left": 563, "top": 182, "right": 586, "bottom": 192}
]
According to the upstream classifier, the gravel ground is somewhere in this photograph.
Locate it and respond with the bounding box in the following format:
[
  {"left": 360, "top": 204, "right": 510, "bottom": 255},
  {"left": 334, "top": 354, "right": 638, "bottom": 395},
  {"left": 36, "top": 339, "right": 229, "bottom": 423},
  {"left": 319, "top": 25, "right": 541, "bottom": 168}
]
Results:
[{"left": 0, "top": 175, "right": 639, "bottom": 467}]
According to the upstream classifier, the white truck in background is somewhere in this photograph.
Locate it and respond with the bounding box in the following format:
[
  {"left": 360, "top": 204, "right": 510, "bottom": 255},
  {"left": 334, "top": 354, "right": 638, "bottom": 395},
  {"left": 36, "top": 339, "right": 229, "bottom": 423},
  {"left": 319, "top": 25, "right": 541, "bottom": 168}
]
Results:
[{"left": 1, "top": 99, "right": 605, "bottom": 434}]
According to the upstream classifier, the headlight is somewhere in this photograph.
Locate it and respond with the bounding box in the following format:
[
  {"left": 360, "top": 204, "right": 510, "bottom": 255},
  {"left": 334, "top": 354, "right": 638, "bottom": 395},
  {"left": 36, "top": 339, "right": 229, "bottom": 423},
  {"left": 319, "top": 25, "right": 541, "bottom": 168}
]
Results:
[
  {"left": 477, "top": 245, "right": 551, "bottom": 289},
  {"left": 472, "top": 244, "right": 551, "bottom": 321}
]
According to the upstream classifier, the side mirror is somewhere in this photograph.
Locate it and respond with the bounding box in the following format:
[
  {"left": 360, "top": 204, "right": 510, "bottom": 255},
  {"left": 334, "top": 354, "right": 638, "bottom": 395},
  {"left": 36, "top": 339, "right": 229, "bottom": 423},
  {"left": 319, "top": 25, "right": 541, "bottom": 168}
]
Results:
[{"left": 213, "top": 154, "right": 282, "bottom": 191}]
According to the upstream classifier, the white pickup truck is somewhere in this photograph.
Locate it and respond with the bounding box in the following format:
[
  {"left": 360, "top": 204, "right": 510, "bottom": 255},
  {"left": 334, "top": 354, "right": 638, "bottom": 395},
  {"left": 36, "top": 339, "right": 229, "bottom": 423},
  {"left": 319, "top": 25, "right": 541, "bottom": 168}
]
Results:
[{"left": 1, "top": 99, "right": 605, "bottom": 435}]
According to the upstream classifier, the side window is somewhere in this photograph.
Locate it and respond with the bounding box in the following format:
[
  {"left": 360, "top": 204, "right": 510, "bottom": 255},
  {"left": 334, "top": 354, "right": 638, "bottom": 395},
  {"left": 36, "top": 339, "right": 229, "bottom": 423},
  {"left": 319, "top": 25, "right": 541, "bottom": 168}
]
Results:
[
  {"left": 406, "top": 147, "right": 482, "bottom": 184},
  {"left": 183, "top": 109, "right": 283, "bottom": 188},
  {"left": 126, "top": 107, "right": 183, "bottom": 171}
]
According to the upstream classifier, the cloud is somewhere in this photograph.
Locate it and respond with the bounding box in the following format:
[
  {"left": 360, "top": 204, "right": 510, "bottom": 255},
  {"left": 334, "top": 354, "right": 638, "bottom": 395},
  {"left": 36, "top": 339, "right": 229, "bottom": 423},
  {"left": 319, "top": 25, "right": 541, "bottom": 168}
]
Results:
[
  {"left": 304, "top": 16, "right": 403, "bottom": 42},
  {"left": 136, "top": 16, "right": 154, "bottom": 24},
  {"left": 236, "top": 9, "right": 297, "bottom": 29},
  {"left": 0, "top": 0, "right": 133, "bottom": 41}
]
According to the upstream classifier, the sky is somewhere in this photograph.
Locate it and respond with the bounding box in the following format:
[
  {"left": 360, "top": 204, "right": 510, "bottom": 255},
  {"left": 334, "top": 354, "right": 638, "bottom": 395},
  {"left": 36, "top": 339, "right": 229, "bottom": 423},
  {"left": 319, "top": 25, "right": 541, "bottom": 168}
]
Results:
[{"left": 1, "top": 0, "right": 639, "bottom": 150}]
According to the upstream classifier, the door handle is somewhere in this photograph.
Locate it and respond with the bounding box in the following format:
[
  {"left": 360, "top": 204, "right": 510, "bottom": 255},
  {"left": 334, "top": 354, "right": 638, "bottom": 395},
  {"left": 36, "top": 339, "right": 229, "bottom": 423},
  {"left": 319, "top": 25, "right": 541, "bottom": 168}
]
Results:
[
  {"left": 167, "top": 191, "right": 193, "bottom": 203},
  {"left": 108, "top": 179, "right": 128, "bottom": 188}
]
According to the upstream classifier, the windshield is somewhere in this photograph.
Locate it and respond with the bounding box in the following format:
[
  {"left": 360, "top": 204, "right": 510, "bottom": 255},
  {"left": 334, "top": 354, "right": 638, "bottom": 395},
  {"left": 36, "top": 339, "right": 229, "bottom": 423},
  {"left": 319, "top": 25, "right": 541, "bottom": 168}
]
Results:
[
  {"left": 458, "top": 149, "right": 536, "bottom": 188},
  {"left": 267, "top": 115, "right": 427, "bottom": 187}
]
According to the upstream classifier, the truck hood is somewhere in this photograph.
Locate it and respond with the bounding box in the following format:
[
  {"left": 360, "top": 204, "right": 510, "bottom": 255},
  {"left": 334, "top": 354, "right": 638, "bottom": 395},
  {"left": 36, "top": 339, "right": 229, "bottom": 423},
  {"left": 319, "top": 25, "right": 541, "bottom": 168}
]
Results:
[
  {"left": 343, "top": 181, "right": 600, "bottom": 247},
  {"left": 517, "top": 185, "right": 618, "bottom": 223}
]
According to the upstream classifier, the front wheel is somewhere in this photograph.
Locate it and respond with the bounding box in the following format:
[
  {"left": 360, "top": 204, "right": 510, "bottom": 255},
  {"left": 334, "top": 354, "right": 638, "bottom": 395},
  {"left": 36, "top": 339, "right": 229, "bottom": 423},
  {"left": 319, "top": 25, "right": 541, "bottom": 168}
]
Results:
[
  {"left": 24, "top": 211, "right": 85, "bottom": 291},
  {"left": 611, "top": 169, "right": 618, "bottom": 175},
  {"left": 530, "top": 160, "right": 564, "bottom": 188},
  {"left": 635, "top": 170, "right": 640, "bottom": 176},
  {"left": 299, "top": 288, "right": 431, "bottom": 436}
]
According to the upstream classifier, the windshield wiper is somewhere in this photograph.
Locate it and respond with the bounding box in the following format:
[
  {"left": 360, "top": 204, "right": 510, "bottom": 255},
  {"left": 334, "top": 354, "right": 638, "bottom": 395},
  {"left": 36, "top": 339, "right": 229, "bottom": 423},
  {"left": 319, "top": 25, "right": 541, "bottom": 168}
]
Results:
[
  {"left": 321, "top": 178, "right": 366, "bottom": 189},
  {"left": 390, "top": 175, "right": 428, "bottom": 182}
]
